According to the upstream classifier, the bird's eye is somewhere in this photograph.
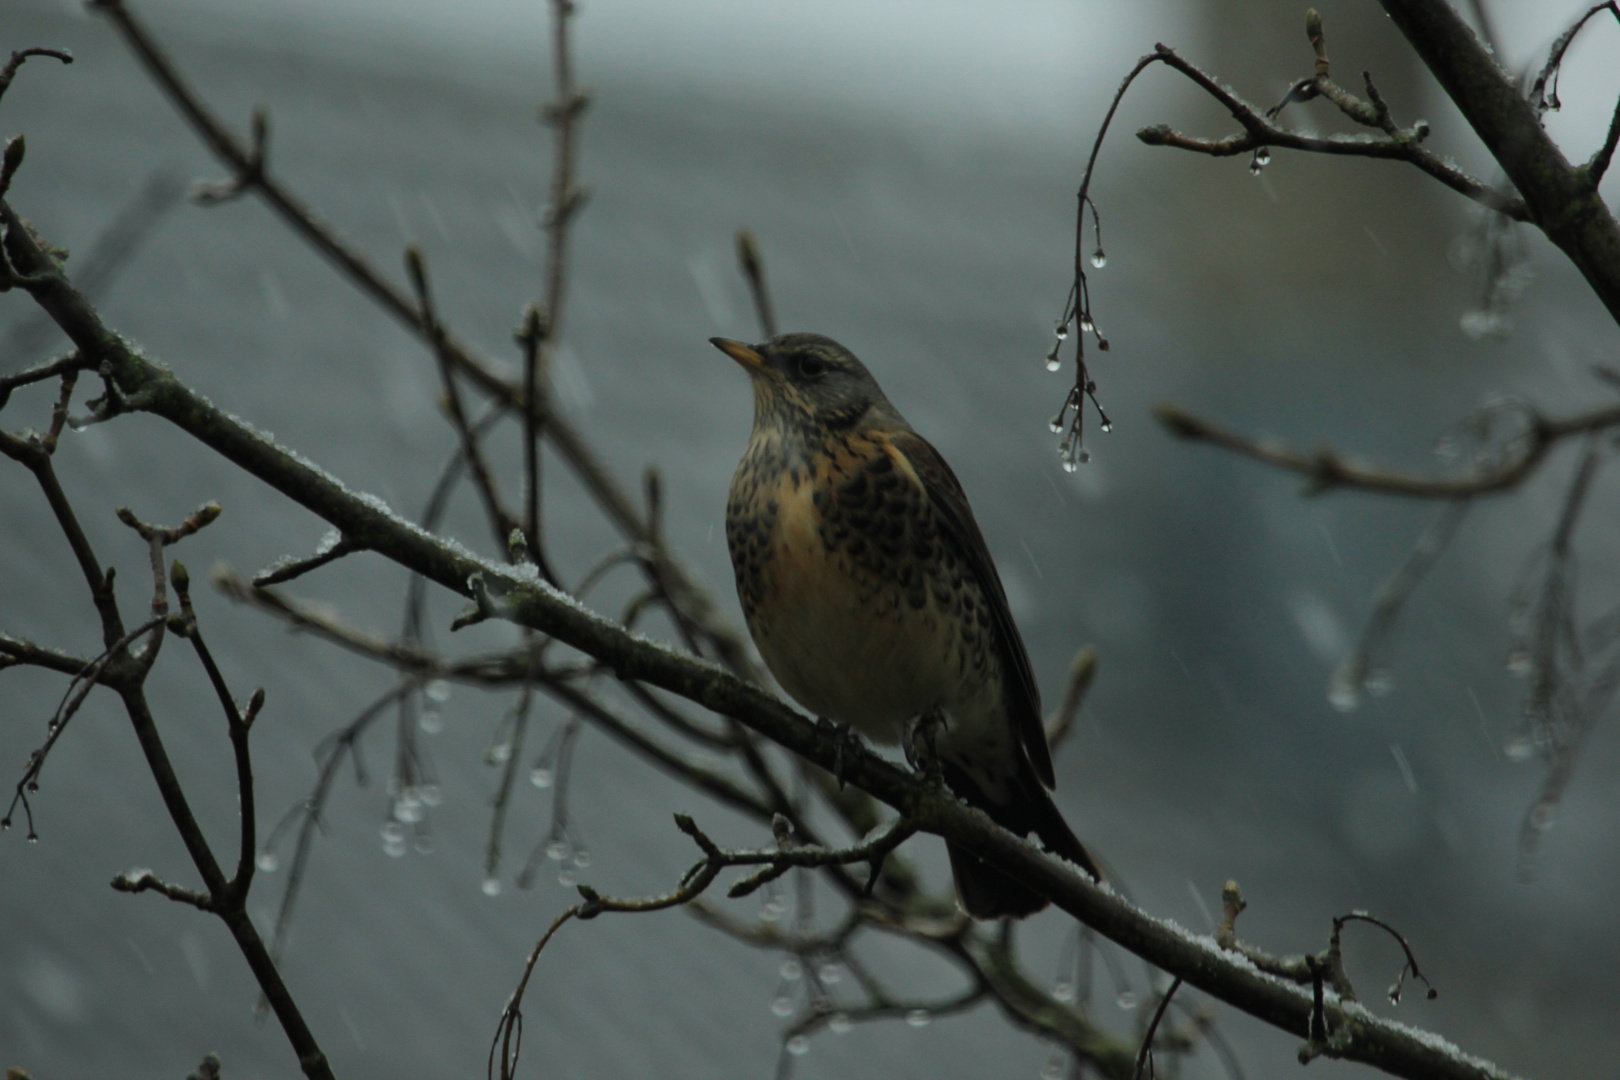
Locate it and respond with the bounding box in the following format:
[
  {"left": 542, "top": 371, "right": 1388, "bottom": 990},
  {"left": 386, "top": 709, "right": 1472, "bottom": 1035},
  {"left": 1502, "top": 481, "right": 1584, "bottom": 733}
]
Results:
[{"left": 795, "top": 354, "right": 827, "bottom": 379}]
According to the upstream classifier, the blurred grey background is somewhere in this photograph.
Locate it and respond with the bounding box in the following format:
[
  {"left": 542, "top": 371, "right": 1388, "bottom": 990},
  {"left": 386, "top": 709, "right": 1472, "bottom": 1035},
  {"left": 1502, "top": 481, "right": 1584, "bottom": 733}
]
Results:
[{"left": 3, "top": 0, "right": 1618, "bottom": 1077}]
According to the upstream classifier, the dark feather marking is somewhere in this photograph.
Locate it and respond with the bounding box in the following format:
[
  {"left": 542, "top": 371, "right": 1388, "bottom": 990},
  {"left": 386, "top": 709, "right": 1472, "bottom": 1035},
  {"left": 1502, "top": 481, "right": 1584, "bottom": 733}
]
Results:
[{"left": 888, "top": 431, "right": 1055, "bottom": 790}]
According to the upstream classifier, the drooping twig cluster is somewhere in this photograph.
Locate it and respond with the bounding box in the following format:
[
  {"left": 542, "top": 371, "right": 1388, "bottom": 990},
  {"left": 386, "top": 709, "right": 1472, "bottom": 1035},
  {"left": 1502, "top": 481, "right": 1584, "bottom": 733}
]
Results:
[{"left": 1077, "top": 3, "right": 1620, "bottom": 861}]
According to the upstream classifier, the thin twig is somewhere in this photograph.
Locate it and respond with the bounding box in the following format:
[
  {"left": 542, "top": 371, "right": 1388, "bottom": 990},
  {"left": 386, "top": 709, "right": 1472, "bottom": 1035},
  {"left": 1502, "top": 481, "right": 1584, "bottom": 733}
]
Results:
[
  {"left": 0, "top": 352, "right": 90, "bottom": 412},
  {"left": 0, "top": 632, "right": 92, "bottom": 676},
  {"left": 1134, "top": 43, "right": 1526, "bottom": 219},
  {"left": 0, "top": 47, "right": 73, "bottom": 105},
  {"left": 1529, "top": 2, "right": 1620, "bottom": 113},
  {"left": 1330, "top": 501, "right": 1470, "bottom": 711},
  {"left": 1133, "top": 977, "right": 1184, "bottom": 1080},
  {"left": 405, "top": 244, "right": 521, "bottom": 555},
  {"left": 110, "top": 869, "right": 215, "bottom": 910},
  {"left": 484, "top": 685, "right": 535, "bottom": 883},
  {"left": 1332, "top": 912, "right": 1438, "bottom": 1004},
  {"left": 168, "top": 560, "right": 263, "bottom": 897}
]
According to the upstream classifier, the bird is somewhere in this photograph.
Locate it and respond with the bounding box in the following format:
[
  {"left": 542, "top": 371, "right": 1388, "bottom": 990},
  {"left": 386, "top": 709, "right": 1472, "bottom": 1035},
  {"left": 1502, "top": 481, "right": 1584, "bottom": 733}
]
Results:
[{"left": 713, "top": 331, "right": 1099, "bottom": 918}]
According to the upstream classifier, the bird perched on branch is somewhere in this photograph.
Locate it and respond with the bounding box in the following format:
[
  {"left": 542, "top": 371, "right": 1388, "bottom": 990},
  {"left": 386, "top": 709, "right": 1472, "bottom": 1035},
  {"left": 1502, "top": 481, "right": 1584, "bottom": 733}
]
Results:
[{"left": 713, "top": 332, "right": 1099, "bottom": 918}]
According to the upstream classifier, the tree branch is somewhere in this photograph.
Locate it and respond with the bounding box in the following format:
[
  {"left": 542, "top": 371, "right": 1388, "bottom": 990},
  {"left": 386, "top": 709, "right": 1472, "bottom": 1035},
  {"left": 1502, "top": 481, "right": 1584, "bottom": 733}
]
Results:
[
  {"left": 1381, "top": 0, "right": 1620, "bottom": 323},
  {"left": 1155, "top": 398, "right": 1620, "bottom": 498}
]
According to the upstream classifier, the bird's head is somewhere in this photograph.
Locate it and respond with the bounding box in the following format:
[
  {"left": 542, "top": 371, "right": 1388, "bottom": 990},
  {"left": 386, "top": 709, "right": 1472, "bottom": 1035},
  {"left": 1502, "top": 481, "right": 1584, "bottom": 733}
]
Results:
[{"left": 711, "top": 332, "right": 903, "bottom": 437}]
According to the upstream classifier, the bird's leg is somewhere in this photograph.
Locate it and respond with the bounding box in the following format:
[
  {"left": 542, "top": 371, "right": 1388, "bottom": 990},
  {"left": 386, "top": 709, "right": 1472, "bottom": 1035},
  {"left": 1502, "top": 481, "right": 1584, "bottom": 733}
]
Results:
[
  {"left": 817, "top": 716, "right": 860, "bottom": 789},
  {"left": 903, "top": 708, "right": 946, "bottom": 787}
]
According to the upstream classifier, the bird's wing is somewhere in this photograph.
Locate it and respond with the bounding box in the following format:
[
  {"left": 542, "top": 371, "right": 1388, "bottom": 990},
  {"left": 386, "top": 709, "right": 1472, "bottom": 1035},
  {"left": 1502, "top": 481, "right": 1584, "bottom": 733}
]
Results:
[{"left": 889, "top": 430, "right": 1055, "bottom": 789}]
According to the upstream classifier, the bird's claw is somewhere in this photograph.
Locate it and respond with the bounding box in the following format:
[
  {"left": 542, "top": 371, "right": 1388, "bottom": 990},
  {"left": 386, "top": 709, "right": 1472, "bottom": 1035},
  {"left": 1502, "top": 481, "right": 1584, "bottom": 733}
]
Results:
[
  {"left": 819, "top": 716, "right": 859, "bottom": 789},
  {"left": 903, "top": 709, "right": 946, "bottom": 786}
]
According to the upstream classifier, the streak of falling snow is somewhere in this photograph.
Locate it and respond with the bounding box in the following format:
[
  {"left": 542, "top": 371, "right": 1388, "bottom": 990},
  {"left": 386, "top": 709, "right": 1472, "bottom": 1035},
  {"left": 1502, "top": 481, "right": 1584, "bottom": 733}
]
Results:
[{"left": 1389, "top": 742, "right": 1418, "bottom": 793}]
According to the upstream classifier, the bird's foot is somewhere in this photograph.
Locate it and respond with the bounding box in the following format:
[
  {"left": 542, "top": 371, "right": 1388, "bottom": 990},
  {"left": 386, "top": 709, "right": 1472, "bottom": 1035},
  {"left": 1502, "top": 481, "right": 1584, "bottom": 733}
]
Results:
[
  {"left": 818, "top": 716, "right": 860, "bottom": 789},
  {"left": 903, "top": 709, "right": 946, "bottom": 787}
]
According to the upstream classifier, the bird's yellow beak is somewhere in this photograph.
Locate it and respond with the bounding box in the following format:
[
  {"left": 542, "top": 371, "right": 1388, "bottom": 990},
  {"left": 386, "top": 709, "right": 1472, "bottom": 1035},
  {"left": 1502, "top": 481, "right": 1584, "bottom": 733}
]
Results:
[{"left": 710, "top": 337, "right": 767, "bottom": 374}]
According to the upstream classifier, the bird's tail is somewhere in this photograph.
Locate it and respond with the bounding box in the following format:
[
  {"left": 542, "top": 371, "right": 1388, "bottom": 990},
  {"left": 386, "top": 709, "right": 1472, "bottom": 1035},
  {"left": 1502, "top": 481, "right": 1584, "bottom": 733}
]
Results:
[{"left": 942, "top": 762, "right": 1100, "bottom": 920}]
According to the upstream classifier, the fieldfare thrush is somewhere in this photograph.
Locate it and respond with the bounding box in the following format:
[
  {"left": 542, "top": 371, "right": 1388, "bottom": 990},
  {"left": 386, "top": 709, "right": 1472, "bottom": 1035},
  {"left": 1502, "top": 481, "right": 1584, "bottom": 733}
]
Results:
[{"left": 714, "top": 332, "right": 1099, "bottom": 919}]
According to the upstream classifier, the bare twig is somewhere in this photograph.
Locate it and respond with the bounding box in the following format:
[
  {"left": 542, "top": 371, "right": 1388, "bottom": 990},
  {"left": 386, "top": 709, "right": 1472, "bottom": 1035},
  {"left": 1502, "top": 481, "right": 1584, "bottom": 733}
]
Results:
[
  {"left": 3, "top": 613, "right": 163, "bottom": 837},
  {"left": 110, "top": 868, "right": 215, "bottom": 910},
  {"left": 516, "top": 302, "right": 549, "bottom": 582},
  {"left": 1330, "top": 501, "right": 1470, "bottom": 712},
  {"left": 0, "top": 379, "right": 125, "bottom": 646},
  {"left": 484, "top": 685, "right": 536, "bottom": 883},
  {"left": 0, "top": 352, "right": 90, "bottom": 412},
  {"left": 1134, "top": 42, "right": 1524, "bottom": 219},
  {"left": 405, "top": 244, "right": 522, "bottom": 555},
  {"left": 251, "top": 533, "right": 362, "bottom": 587},
  {"left": 1529, "top": 2, "right": 1620, "bottom": 115},
  {"left": 0, "top": 632, "right": 92, "bottom": 676},
  {"left": 0, "top": 47, "right": 73, "bottom": 105},
  {"left": 1133, "top": 977, "right": 1184, "bottom": 1080},
  {"left": 1333, "top": 912, "right": 1438, "bottom": 1005},
  {"left": 167, "top": 559, "right": 265, "bottom": 897},
  {"left": 1510, "top": 437, "right": 1616, "bottom": 871}
]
